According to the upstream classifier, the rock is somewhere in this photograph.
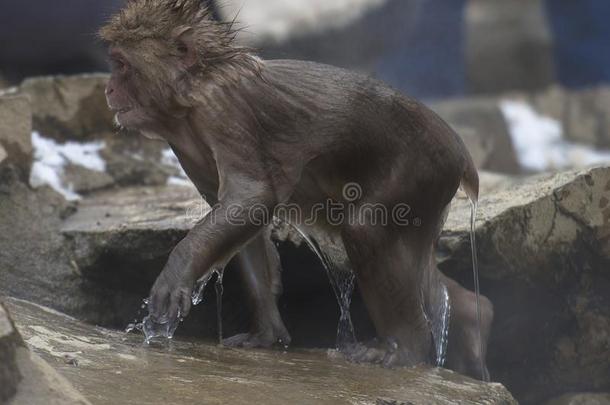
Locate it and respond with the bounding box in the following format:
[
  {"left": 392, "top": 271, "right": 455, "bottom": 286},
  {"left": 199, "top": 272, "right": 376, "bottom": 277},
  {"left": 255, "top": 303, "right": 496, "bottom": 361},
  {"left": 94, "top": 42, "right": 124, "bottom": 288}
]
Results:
[
  {"left": 465, "top": 0, "right": 555, "bottom": 94},
  {"left": 100, "top": 135, "right": 176, "bottom": 188},
  {"left": 62, "top": 165, "right": 115, "bottom": 194},
  {"left": 18, "top": 74, "right": 114, "bottom": 141},
  {"left": 545, "top": 392, "right": 610, "bottom": 405},
  {"left": 430, "top": 98, "right": 521, "bottom": 174},
  {"left": 0, "top": 302, "right": 23, "bottom": 402},
  {"left": 438, "top": 166, "right": 610, "bottom": 403},
  {"left": 0, "top": 166, "right": 139, "bottom": 328},
  {"left": 61, "top": 185, "right": 203, "bottom": 275},
  {"left": 531, "top": 86, "right": 610, "bottom": 149},
  {"left": 19, "top": 74, "right": 178, "bottom": 189},
  {"left": 0, "top": 302, "right": 90, "bottom": 405},
  {"left": 5, "top": 297, "right": 517, "bottom": 405},
  {"left": 0, "top": 95, "right": 32, "bottom": 176},
  {"left": 441, "top": 166, "right": 610, "bottom": 280},
  {"left": 9, "top": 349, "right": 91, "bottom": 405}
]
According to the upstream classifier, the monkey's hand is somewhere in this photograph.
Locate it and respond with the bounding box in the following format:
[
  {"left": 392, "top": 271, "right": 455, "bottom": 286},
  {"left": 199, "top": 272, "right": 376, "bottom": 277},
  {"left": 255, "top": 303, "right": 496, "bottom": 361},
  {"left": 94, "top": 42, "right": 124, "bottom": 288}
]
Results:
[{"left": 148, "top": 241, "right": 198, "bottom": 324}]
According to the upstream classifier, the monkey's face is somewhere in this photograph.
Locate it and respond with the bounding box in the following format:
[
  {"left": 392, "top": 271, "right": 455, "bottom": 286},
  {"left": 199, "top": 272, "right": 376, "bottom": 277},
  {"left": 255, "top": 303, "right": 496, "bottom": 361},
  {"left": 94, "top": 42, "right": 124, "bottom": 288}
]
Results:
[
  {"left": 105, "top": 47, "right": 152, "bottom": 130},
  {"left": 105, "top": 41, "right": 191, "bottom": 132}
]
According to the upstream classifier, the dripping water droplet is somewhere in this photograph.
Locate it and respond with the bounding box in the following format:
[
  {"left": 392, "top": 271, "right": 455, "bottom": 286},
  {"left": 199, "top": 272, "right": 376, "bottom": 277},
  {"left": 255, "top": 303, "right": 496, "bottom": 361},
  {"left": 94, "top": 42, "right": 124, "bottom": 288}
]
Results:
[{"left": 469, "top": 199, "right": 487, "bottom": 382}]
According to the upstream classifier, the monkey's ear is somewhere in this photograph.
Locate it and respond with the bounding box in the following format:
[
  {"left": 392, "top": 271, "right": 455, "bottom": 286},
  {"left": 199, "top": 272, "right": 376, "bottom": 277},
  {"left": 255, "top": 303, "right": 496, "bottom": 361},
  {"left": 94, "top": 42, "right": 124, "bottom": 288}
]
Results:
[{"left": 172, "top": 26, "right": 198, "bottom": 69}]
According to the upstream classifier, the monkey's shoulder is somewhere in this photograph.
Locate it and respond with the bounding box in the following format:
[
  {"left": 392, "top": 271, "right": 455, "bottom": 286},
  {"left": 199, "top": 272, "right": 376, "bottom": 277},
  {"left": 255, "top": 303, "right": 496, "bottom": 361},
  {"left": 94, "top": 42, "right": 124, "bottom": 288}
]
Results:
[
  {"left": 261, "top": 59, "right": 423, "bottom": 114},
  {"left": 263, "top": 60, "right": 396, "bottom": 94}
]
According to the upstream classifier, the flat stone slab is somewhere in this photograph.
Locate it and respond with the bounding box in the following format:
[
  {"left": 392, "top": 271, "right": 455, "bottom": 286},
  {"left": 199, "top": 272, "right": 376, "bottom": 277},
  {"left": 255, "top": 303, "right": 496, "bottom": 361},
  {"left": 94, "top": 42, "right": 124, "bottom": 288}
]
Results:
[
  {"left": 440, "top": 165, "right": 610, "bottom": 281},
  {"left": 61, "top": 185, "right": 204, "bottom": 272},
  {"left": 6, "top": 298, "right": 516, "bottom": 405},
  {"left": 62, "top": 185, "right": 202, "bottom": 234}
]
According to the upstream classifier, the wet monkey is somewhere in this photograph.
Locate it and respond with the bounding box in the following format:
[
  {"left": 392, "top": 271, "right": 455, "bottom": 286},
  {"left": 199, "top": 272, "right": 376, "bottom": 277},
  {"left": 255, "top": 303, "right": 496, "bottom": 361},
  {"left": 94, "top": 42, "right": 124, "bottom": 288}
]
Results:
[{"left": 100, "top": 0, "right": 492, "bottom": 379}]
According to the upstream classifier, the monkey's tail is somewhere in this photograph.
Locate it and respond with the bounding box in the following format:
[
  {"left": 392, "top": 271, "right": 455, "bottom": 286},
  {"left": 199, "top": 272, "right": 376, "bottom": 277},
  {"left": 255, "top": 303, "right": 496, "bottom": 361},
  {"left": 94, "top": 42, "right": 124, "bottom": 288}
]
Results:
[
  {"left": 460, "top": 154, "right": 488, "bottom": 381},
  {"left": 460, "top": 153, "right": 479, "bottom": 204}
]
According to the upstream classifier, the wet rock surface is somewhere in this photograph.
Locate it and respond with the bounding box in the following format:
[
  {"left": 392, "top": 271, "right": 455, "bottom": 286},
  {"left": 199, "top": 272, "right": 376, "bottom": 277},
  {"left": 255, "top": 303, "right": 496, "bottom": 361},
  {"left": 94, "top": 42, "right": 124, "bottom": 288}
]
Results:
[
  {"left": 0, "top": 302, "right": 91, "bottom": 405},
  {"left": 5, "top": 298, "right": 516, "bottom": 405}
]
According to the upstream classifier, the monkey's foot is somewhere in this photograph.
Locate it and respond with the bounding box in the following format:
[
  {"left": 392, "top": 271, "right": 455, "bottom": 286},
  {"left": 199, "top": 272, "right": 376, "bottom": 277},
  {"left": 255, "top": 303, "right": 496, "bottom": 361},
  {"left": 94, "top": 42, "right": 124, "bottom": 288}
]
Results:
[
  {"left": 223, "top": 328, "right": 291, "bottom": 349},
  {"left": 340, "top": 338, "right": 418, "bottom": 368}
]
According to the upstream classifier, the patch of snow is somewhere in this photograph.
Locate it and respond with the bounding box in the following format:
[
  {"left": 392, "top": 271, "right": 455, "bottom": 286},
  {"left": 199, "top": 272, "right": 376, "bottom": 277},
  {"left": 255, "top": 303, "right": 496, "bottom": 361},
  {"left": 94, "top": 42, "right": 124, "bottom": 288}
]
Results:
[
  {"left": 0, "top": 86, "right": 18, "bottom": 96},
  {"left": 161, "top": 148, "right": 192, "bottom": 187},
  {"left": 500, "top": 100, "right": 610, "bottom": 172},
  {"left": 219, "top": 0, "right": 387, "bottom": 43},
  {"left": 29, "top": 131, "right": 106, "bottom": 201},
  {"left": 167, "top": 176, "right": 193, "bottom": 187},
  {"left": 0, "top": 144, "right": 7, "bottom": 163},
  {"left": 161, "top": 148, "right": 182, "bottom": 169}
]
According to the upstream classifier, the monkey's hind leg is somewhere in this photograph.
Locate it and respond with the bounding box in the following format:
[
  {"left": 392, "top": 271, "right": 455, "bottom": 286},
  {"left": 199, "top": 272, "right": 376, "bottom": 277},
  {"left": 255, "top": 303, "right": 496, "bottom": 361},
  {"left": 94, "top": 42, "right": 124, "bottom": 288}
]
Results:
[
  {"left": 223, "top": 229, "right": 291, "bottom": 348},
  {"left": 341, "top": 224, "right": 434, "bottom": 367}
]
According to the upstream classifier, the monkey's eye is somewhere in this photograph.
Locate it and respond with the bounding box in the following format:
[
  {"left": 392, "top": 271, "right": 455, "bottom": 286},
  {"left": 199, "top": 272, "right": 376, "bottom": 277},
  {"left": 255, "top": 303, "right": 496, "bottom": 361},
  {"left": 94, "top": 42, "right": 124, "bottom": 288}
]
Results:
[{"left": 111, "top": 58, "right": 128, "bottom": 73}]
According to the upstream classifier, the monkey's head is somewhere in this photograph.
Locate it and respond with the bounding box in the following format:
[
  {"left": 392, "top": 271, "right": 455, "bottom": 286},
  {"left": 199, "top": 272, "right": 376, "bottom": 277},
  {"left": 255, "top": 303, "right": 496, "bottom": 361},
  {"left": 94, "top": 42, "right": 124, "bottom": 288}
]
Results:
[{"left": 99, "top": 0, "right": 255, "bottom": 130}]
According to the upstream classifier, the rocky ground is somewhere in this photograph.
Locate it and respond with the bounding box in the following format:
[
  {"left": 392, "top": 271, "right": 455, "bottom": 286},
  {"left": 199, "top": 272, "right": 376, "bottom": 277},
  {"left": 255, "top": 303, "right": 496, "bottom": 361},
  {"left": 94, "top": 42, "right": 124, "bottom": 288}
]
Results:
[
  {"left": 1, "top": 75, "right": 609, "bottom": 404},
  {"left": 2, "top": 298, "right": 516, "bottom": 405}
]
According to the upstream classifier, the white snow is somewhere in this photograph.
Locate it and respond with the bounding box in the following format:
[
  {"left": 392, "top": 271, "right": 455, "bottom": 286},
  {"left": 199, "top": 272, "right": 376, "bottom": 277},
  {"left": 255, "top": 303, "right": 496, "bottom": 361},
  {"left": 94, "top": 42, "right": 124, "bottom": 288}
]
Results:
[
  {"left": 161, "top": 148, "right": 192, "bottom": 187},
  {"left": 500, "top": 100, "right": 610, "bottom": 172},
  {"left": 218, "top": 0, "right": 387, "bottom": 43},
  {"left": 29, "top": 131, "right": 106, "bottom": 201},
  {"left": 167, "top": 176, "right": 193, "bottom": 187}
]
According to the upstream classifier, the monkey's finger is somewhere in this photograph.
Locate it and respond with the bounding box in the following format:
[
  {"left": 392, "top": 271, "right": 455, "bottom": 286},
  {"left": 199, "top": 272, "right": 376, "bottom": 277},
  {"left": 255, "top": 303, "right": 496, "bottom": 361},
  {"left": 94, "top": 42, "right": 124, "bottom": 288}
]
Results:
[
  {"left": 149, "top": 287, "right": 169, "bottom": 322},
  {"left": 180, "top": 291, "right": 192, "bottom": 318},
  {"left": 167, "top": 292, "right": 182, "bottom": 324}
]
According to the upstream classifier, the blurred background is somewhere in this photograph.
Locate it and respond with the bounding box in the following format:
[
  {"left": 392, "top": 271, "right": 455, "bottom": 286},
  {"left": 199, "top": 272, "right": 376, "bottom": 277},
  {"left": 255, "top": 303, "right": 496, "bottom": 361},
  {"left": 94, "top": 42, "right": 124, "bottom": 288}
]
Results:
[
  {"left": 1, "top": 1, "right": 610, "bottom": 405},
  {"left": 2, "top": 0, "right": 610, "bottom": 97}
]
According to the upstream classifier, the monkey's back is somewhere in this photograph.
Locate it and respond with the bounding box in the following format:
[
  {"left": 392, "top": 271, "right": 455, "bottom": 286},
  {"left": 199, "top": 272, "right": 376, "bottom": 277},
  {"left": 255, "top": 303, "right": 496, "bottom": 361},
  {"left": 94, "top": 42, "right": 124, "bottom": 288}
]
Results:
[{"left": 259, "top": 59, "right": 473, "bottom": 205}]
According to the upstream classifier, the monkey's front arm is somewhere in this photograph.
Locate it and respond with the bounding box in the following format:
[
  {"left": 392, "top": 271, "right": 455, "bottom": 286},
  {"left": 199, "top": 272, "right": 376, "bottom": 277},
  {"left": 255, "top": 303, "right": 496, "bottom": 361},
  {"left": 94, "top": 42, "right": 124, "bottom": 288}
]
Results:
[{"left": 147, "top": 170, "right": 279, "bottom": 324}]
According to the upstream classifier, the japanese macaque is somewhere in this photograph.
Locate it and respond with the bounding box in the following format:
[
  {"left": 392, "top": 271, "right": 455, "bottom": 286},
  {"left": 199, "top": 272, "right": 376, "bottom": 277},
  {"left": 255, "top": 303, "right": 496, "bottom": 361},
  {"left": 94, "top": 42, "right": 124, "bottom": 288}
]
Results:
[{"left": 100, "top": 0, "right": 492, "bottom": 380}]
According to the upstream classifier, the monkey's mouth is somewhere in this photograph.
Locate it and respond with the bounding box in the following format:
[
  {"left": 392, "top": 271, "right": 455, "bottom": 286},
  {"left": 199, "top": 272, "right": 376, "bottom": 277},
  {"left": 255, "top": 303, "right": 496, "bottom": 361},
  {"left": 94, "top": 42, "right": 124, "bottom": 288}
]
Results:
[{"left": 115, "top": 107, "right": 133, "bottom": 114}]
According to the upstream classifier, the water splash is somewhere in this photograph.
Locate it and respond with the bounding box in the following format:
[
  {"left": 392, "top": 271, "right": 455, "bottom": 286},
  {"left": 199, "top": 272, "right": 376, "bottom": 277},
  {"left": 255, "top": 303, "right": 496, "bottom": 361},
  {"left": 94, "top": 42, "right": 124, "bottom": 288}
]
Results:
[
  {"left": 281, "top": 220, "right": 356, "bottom": 349},
  {"left": 469, "top": 199, "right": 487, "bottom": 381},
  {"left": 191, "top": 272, "right": 215, "bottom": 306},
  {"left": 125, "top": 299, "right": 183, "bottom": 344},
  {"left": 215, "top": 268, "right": 225, "bottom": 345},
  {"left": 125, "top": 299, "right": 148, "bottom": 335},
  {"left": 126, "top": 269, "right": 225, "bottom": 344},
  {"left": 431, "top": 284, "right": 451, "bottom": 367},
  {"left": 334, "top": 270, "right": 356, "bottom": 349}
]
